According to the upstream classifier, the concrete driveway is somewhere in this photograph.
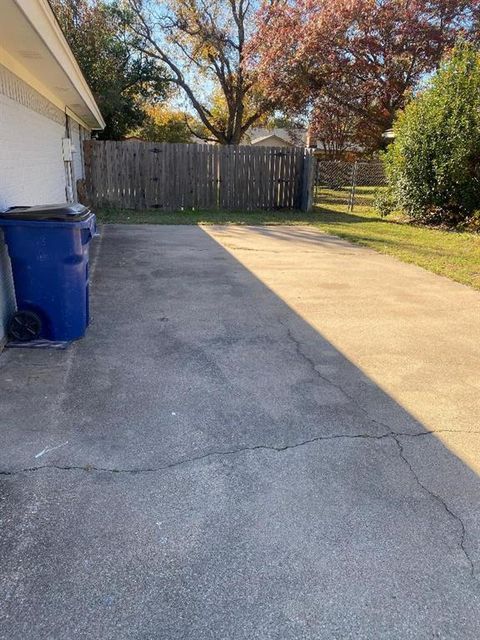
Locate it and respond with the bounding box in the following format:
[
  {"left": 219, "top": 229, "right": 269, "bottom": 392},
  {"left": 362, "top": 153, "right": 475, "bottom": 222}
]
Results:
[{"left": 1, "top": 224, "right": 479, "bottom": 639}]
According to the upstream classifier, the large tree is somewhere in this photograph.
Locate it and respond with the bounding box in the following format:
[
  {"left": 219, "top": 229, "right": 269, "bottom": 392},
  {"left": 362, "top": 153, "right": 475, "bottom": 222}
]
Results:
[
  {"left": 52, "top": 0, "right": 169, "bottom": 139},
  {"left": 126, "top": 0, "right": 272, "bottom": 144},
  {"left": 309, "top": 96, "right": 363, "bottom": 159},
  {"left": 254, "top": 0, "right": 478, "bottom": 151},
  {"left": 130, "top": 104, "right": 195, "bottom": 142}
]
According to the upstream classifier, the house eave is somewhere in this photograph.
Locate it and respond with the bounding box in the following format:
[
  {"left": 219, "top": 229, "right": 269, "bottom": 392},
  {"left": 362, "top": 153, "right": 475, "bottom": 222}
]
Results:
[{"left": 0, "top": 0, "right": 105, "bottom": 130}]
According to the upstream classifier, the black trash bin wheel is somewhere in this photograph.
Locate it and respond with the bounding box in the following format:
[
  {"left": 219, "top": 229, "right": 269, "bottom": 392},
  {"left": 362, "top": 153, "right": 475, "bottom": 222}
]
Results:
[{"left": 8, "top": 310, "right": 42, "bottom": 342}]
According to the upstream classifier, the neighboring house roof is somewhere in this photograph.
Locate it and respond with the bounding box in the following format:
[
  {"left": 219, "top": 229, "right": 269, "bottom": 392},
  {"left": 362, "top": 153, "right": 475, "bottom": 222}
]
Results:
[
  {"left": 0, "top": 0, "right": 105, "bottom": 130},
  {"left": 251, "top": 134, "right": 293, "bottom": 147},
  {"left": 243, "top": 128, "right": 308, "bottom": 147}
]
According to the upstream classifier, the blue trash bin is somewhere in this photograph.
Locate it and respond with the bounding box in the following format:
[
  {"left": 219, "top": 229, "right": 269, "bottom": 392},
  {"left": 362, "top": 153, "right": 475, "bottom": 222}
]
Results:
[{"left": 0, "top": 203, "right": 96, "bottom": 342}]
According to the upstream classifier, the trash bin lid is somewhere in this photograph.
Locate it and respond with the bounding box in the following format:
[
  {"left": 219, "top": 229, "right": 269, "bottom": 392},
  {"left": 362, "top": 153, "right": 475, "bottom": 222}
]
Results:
[{"left": 0, "top": 203, "right": 91, "bottom": 222}]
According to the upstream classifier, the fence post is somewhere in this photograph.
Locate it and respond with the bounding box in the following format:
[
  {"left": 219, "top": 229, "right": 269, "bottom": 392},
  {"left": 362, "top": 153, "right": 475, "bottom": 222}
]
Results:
[
  {"left": 348, "top": 161, "right": 358, "bottom": 212},
  {"left": 300, "top": 150, "right": 315, "bottom": 212}
]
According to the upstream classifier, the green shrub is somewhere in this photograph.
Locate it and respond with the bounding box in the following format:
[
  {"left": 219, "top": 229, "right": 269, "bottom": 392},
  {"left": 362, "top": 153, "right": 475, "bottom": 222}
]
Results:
[
  {"left": 384, "top": 42, "right": 480, "bottom": 226},
  {"left": 373, "top": 187, "right": 397, "bottom": 217},
  {"left": 464, "top": 210, "right": 480, "bottom": 233}
]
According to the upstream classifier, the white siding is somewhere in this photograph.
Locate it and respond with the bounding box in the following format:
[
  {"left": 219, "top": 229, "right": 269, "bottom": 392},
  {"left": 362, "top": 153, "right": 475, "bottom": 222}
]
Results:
[{"left": 0, "top": 93, "right": 67, "bottom": 210}]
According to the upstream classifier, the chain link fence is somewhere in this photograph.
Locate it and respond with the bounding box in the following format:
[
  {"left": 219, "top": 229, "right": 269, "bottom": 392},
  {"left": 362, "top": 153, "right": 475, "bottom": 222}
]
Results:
[{"left": 314, "top": 159, "right": 386, "bottom": 212}]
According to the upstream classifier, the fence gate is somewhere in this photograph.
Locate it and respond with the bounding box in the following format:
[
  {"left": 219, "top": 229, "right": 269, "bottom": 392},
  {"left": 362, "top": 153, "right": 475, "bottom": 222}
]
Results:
[
  {"left": 314, "top": 160, "right": 386, "bottom": 212},
  {"left": 83, "top": 141, "right": 313, "bottom": 212}
]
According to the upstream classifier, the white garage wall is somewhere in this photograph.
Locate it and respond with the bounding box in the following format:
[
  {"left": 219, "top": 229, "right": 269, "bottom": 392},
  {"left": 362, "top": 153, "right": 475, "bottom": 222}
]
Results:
[
  {"left": 0, "top": 86, "right": 67, "bottom": 210},
  {"left": 0, "top": 64, "right": 91, "bottom": 346}
]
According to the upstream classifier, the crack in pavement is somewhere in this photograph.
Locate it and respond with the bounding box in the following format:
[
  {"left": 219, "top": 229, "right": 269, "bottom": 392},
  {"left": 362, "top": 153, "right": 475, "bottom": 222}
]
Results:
[
  {"left": 0, "top": 428, "right": 475, "bottom": 478},
  {"left": 1, "top": 319, "right": 478, "bottom": 587},
  {"left": 1, "top": 428, "right": 478, "bottom": 586},
  {"left": 285, "top": 326, "right": 394, "bottom": 434},
  {"left": 392, "top": 434, "right": 478, "bottom": 584},
  {"left": 0, "top": 431, "right": 393, "bottom": 477},
  {"left": 283, "top": 323, "right": 480, "bottom": 586}
]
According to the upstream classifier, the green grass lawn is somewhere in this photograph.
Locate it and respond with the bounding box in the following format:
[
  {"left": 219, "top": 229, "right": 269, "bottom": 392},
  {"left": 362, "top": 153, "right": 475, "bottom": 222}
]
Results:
[
  {"left": 97, "top": 201, "right": 480, "bottom": 291},
  {"left": 312, "top": 206, "right": 480, "bottom": 291}
]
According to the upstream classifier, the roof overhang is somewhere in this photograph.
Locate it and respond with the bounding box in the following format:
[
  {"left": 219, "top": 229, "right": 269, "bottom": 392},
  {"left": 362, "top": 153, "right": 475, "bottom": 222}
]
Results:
[{"left": 0, "top": 0, "right": 105, "bottom": 130}]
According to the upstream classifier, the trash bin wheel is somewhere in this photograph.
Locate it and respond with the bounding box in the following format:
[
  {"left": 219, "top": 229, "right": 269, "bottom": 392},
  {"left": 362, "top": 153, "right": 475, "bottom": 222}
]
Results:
[{"left": 8, "top": 310, "right": 42, "bottom": 342}]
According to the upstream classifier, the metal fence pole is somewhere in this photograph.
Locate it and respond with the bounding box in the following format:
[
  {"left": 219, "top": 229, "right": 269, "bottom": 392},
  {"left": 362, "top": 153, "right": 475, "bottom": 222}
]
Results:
[
  {"left": 348, "top": 161, "right": 358, "bottom": 213},
  {"left": 313, "top": 158, "right": 385, "bottom": 211}
]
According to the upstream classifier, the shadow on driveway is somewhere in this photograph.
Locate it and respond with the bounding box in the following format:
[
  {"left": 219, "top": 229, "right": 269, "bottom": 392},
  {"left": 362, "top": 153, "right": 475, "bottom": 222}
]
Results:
[{"left": 0, "top": 224, "right": 479, "bottom": 639}]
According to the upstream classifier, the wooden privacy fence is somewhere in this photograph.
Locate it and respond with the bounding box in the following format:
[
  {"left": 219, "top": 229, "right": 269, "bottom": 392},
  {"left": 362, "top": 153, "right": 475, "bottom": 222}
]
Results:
[{"left": 83, "top": 141, "right": 314, "bottom": 211}]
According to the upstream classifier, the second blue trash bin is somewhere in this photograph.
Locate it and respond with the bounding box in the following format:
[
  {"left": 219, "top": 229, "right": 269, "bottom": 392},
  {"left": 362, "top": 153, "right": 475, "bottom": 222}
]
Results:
[{"left": 0, "top": 203, "right": 96, "bottom": 343}]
